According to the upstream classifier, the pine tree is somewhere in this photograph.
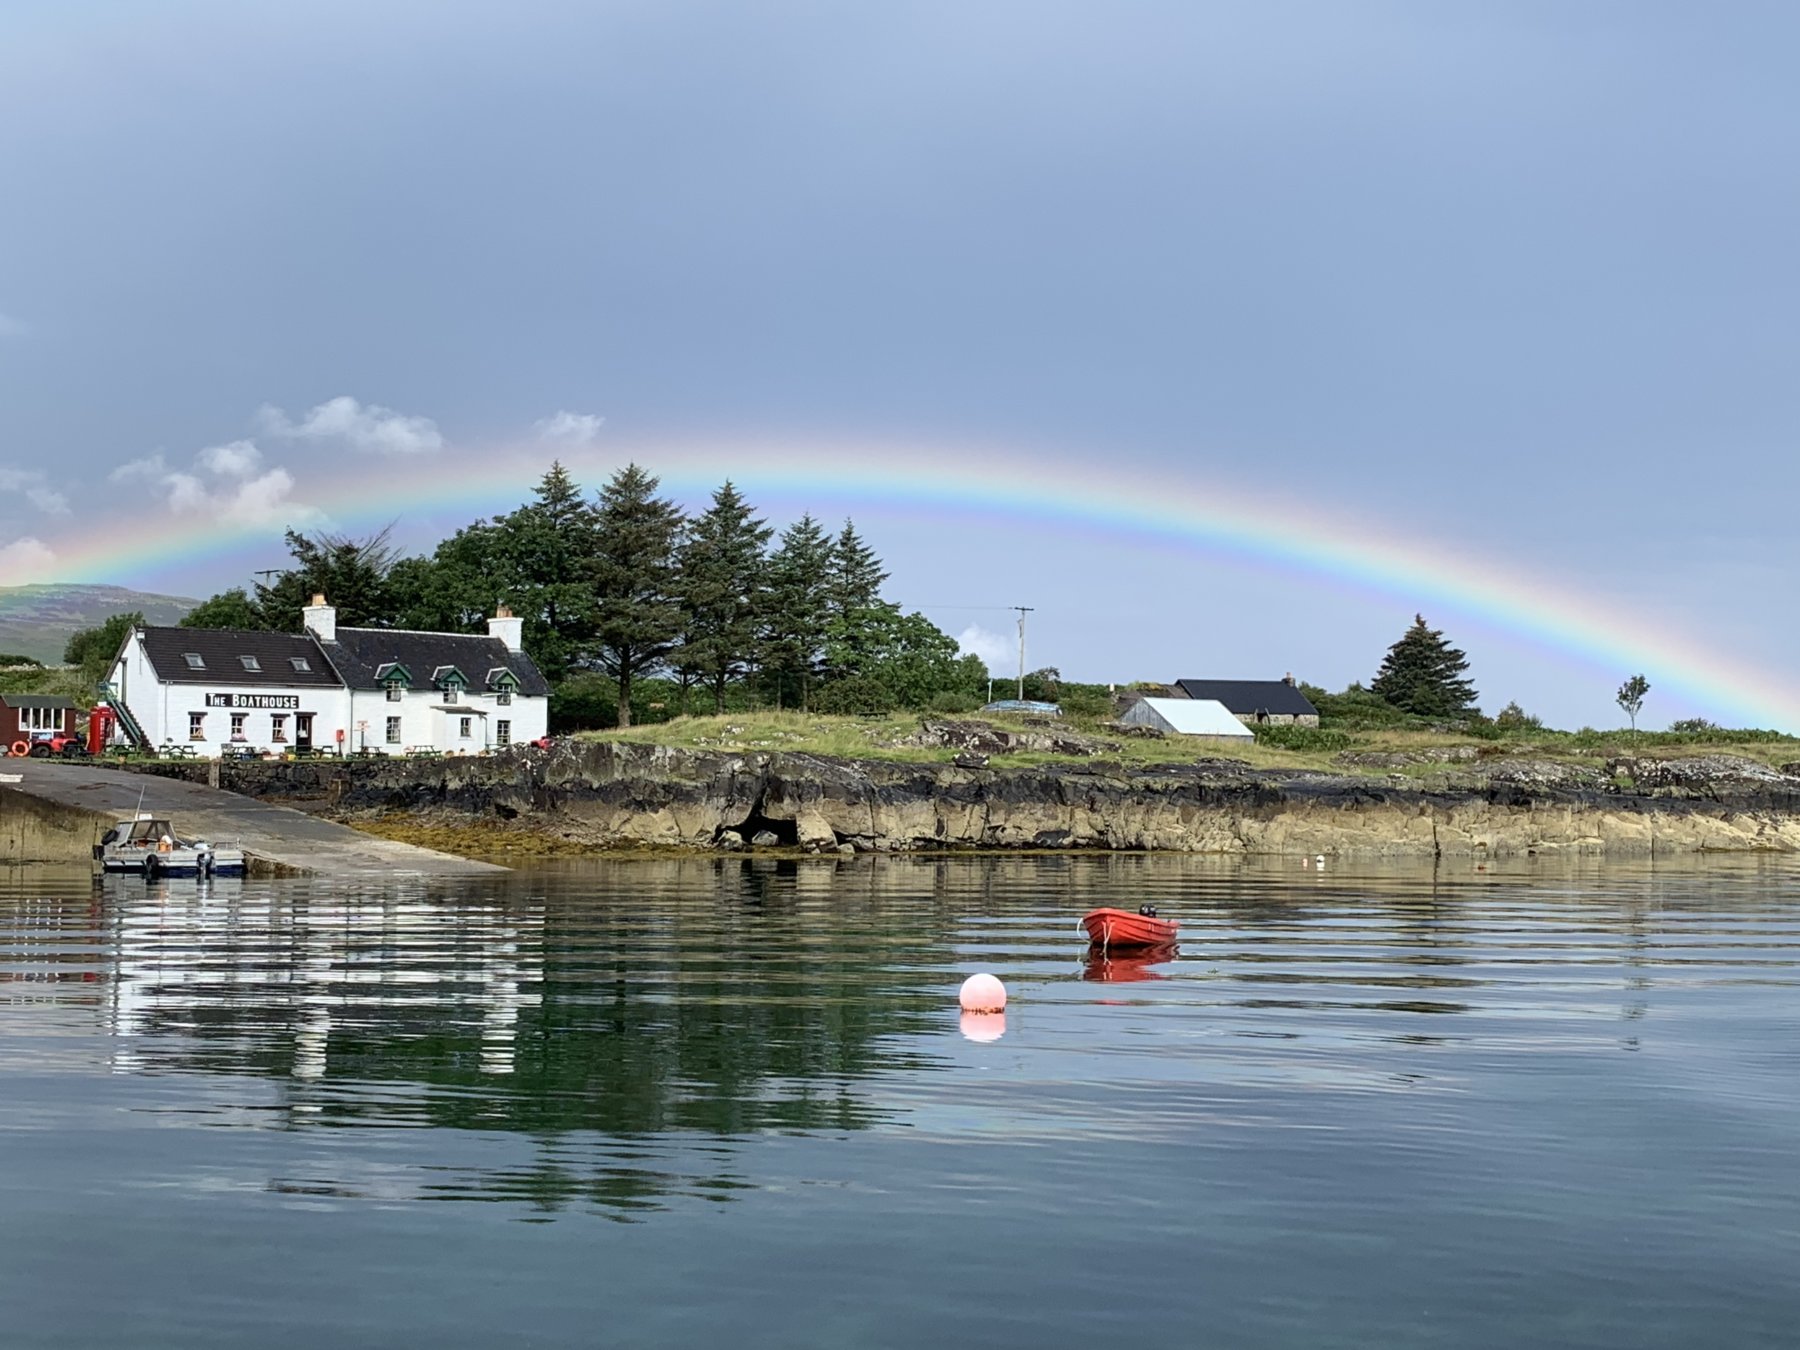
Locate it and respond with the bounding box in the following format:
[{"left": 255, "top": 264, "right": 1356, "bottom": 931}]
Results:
[
  {"left": 760, "top": 514, "right": 833, "bottom": 710},
  {"left": 491, "top": 462, "right": 601, "bottom": 682},
  {"left": 589, "top": 464, "right": 686, "bottom": 728},
  {"left": 825, "top": 519, "right": 888, "bottom": 620},
  {"left": 254, "top": 527, "right": 405, "bottom": 631},
  {"left": 1369, "top": 614, "right": 1479, "bottom": 717},
  {"left": 675, "top": 481, "right": 773, "bottom": 713}
]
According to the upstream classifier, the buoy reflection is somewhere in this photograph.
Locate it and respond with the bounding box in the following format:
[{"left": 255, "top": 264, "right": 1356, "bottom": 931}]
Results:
[{"left": 959, "top": 1010, "right": 1006, "bottom": 1042}]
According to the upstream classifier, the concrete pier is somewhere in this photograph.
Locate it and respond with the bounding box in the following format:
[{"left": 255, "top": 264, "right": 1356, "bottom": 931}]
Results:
[{"left": 0, "top": 759, "right": 505, "bottom": 877}]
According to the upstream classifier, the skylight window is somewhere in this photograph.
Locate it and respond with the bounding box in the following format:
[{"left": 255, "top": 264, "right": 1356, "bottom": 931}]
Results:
[
  {"left": 239, "top": 655, "right": 261, "bottom": 672},
  {"left": 289, "top": 657, "right": 311, "bottom": 672},
  {"left": 183, "top": 653, "right": 205, "bottom": 670}
]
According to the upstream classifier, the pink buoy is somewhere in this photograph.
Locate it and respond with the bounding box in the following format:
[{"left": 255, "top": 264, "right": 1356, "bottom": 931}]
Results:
[
  {"left": 958, "top": 972, "right": 1006, "bottom": 1013},
  {"left": 959, "top": 1011, "right": 1005, "bottom": 1043}
]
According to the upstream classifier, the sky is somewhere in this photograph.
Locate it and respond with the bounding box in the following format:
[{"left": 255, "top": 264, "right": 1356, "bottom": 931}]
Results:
[{"left": 0, "top": 1, "right": 1795, "bottom": 729}]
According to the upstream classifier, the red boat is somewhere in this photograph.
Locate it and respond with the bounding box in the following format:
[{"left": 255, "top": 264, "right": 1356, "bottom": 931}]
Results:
[{"left": 1081, "top": 907, "right": 1178, "bottom": 949}]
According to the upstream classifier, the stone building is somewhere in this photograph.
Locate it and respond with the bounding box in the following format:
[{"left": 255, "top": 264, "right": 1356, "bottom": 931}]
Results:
[{"left": 1174, "top": 676, "right": 1320, "bottom": 728}]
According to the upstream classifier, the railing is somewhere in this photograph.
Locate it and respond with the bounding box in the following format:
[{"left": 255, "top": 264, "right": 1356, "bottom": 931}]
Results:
[{"left": 95, "top": 683, "right": 152, "bottom": 749}]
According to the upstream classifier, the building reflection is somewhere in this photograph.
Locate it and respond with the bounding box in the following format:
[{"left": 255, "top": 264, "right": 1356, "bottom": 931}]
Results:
[{"left": 69, "top": 863, "right": 954, "bottom": 1216}]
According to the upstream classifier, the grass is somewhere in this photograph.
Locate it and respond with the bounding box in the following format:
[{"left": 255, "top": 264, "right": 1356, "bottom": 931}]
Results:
[{"left": 573, "top": 710, "right": 1800, "bottom": 778}]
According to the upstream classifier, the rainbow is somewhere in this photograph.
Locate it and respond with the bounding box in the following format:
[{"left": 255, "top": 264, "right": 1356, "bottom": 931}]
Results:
[{"left": 16, "top": 435, "right": 1796, "bottom": 729}]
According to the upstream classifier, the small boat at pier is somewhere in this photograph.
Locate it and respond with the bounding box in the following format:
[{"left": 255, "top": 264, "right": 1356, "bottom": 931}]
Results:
[
  {"left": 1081, "top": 906, "right": 1178, "bottom": 949},
  {"left": 95, "top": 814, "right": 246, "bottom": 879}
]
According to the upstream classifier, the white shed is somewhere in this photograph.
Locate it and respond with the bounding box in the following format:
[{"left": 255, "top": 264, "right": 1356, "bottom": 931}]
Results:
[{"left": 1120, "top": 697, "right": 1255, "bottom": 740}]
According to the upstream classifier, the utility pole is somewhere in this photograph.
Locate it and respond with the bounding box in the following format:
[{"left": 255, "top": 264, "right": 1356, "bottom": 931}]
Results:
[{"left": 1013, "top": 606, "right": 1034, "bottom": 700}]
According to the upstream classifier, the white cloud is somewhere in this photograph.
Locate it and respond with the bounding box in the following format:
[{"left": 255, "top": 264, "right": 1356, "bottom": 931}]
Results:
[
  {"left": 195, "top": 439, "right": 262, "bottom": 478},
  {"left": 110, "top": 453, "right": 168, "bottom": 483},
  {"left": 25, "top": 487, "right": 69, "bottom": 516},
  {"left": 111, "top": 445, "right": 316, "bottom": 527},
  {"left": 0, "top": 313, "right": 27, "bottom": 339},
  {"left": 957, "top": 624, "right": 1014, "bottom": 673},
  {"left": 0, "top": 466, "right": 72, "bottom": 516},
  {"left": 0, "top": 537, "right": 57, "bottom": 582},
  {"left": 533, "top": 410, "right": 605, "bottom": 447},
  {"left": 258, "top": 395, "right": 444, "bottom": 455}
]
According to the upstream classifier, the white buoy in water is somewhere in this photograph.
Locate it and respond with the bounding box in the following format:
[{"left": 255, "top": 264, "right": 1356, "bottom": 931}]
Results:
[{"left": 958, "top": 972, "right": 1006, "bottom": 1013}]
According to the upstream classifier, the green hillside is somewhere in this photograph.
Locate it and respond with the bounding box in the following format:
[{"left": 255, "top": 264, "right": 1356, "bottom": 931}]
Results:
[{"left": 0, "top": 584, "right": 197, "bottom": 665}]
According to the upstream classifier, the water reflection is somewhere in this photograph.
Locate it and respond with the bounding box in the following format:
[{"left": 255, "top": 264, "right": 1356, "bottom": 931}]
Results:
[{"left": 6, "top": 853, "right": 1800, "bottom": 1224}]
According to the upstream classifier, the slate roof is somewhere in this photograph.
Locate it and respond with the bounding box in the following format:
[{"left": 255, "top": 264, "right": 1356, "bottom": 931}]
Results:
[
  {"left": 0, "top": 693, "right": 77, "bottom": 710},
  {"left": 1174, "top": 679, "right": 1319, "bottom": 718},
  {"left": 138, "top": 627, "right": 342, "bottom": 687},
  {"left": 321, "top": 628, "right": 550, "bottom": 697}
]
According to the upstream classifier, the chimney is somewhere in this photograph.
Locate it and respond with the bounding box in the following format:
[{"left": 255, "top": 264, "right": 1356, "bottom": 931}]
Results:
[
  {"left": 1283, "top": 672, "right": 1296, "bottom": 686},
  {"left": 488, "top": 604, "right": 524, "bottom": 653},
  {"left": 302, "top": 593, "right": 336, "bottom": 644}
]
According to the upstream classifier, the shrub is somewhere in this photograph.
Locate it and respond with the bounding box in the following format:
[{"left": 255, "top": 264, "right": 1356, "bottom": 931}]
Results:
[
  {"left": 927, "top": 690, "right": 980, "bottom": 714},
  {"left": 1057, "top": 684, "right": 1113, "bottom": 718},
  {"left": 815, "top": 677, "right": 899, "bottom": 715},
  {"left": 1252, "top": 724, "right": 1354, "bottom": 752},
  {"left": 1494, "top": 701, "right": 1542, "bottom": 731}
]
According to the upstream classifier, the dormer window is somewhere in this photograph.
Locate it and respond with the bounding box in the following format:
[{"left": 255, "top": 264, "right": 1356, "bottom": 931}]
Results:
[
  {"left": 239, "top": 655, "right": 261, "bottom": 672},
  {"left": 486, "top": 667, "right": 519, "bottom": 706},
  {"left": 183, "top": 653, "right": 205, "bottom": 670},
  {"left": 289, "top": 657, "right": 311, "bottom": 673},
  {"left": 375, "top": 661, "right": 413, "bottom": 703},
  {"left": 432, "top": 665, "right": 468, "bottom": 704}
]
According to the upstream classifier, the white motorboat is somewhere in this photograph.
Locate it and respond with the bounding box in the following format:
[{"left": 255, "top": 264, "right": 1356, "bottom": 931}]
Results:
[{"left": 95, "top": 813, "right": 247, "bottom": 879}]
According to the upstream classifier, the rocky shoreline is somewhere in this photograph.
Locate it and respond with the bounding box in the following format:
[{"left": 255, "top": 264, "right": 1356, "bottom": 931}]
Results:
[{"left": 124, "top": 738, "right": 1800, "bottom": 858}]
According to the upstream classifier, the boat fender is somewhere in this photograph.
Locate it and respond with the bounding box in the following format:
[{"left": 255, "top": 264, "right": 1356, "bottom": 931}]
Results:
[{"left": 142, "top": 853, "right": 160, "bottom": 881}]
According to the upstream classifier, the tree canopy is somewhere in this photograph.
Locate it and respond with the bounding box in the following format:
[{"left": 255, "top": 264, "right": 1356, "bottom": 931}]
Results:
[
  {"left": 589, "top": 464, "right": 686, "bottom": 728},
  {"left": 1369, "top": 615, "right": 1479, "bottom": 717},
  {"left": 64, "top": 611, "right": 142, "bottom": 686},
  {"left": 173, "top": 464, "right": 985, "bottom": 728}
]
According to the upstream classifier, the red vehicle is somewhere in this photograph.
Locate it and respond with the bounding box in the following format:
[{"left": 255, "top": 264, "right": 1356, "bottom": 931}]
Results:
[
  {"left": 1081, "top": 906, "right": 1179, "bottom": 950},
  {"left": 14, "top": 732, "right": 88, "bottom": 759}
]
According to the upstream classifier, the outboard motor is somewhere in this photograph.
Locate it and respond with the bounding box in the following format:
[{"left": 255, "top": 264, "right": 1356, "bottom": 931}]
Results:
[{"left": 1138, "top": 903, "right": 1158, "bottom": 918}]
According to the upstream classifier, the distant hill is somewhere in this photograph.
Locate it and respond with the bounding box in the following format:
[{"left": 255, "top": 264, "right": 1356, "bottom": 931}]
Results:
[{"left": 0, "top": 584, "right": 198, "bottom": 665}]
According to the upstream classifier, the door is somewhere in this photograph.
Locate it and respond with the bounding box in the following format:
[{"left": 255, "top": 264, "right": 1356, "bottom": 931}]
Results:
[{"left": 295, "top": 713, "right": 314, "bottom": 751}]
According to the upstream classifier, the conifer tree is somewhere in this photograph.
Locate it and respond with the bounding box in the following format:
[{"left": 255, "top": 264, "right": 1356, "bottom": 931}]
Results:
[
  {"left": 493, "top": 461, "right": 600, "bottom": 681},
  {"left": 589, "top": 464, "right": 686, "bottom": 727},
  {"left": 254, "top": 527, "right": 405, "bottom": 631},
  {"left": 1369, "top": 614, "right": 1479, "bottom": 717},
  {"left": 825, "top": 519, "right": 888, "bottom": 620},
  {"left": 760, "top": 514, "right": 833, "bottom": 710},
  {"left": 675, "top": 481, "right": 772, "bottom": 713}
]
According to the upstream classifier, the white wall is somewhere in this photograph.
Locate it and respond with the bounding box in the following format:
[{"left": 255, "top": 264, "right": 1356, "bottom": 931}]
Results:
[{"left": 345, "top": 687, "right": 547, "bottom": 754}]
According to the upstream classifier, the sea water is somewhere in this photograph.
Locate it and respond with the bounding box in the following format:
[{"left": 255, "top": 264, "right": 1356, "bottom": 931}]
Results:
[{"left": 3, "top": 854, "right": 1799, "bottom": 1348}]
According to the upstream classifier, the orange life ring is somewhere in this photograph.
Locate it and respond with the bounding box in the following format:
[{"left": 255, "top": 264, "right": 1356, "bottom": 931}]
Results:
[{"left": 9, "top": 740, "right": 27, "bottom": 757}]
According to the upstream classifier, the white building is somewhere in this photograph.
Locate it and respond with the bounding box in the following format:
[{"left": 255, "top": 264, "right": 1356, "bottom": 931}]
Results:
[
  {"left": 106, "top": 598, "right": 550, "bottom": 758},
  {"left": 1118, "top": 697, "right": 1255, "bottom": 741}
]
